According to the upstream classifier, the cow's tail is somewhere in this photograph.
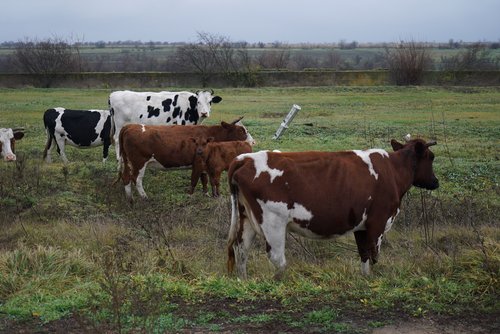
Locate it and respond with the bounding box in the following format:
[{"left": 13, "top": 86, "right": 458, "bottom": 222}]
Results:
[
  {"left": 108, "top": 99, "right": 116, "bottom": 145},
  {"left": 115, "top": 124, "right": 127, "bottom": 184},
  {"left": 227, "top": 183, "right": 239, "bottom": 274},
  {"left": 227, "top": 160, "right": 242, "bottom": 274}
]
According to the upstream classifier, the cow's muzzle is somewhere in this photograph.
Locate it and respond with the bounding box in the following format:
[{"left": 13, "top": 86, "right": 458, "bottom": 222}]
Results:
[
  {"left": 416, "top": 177, "right": 439, "bottom": 190},
  {"left": 4, "top": 153, "right": 16, "bottom": 161}
]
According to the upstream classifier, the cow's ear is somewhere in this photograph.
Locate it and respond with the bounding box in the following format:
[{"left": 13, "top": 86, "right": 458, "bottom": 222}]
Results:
[
  {"left": 207, "top": 137, "right": 214, "bottom": 143},
  {"left": 391, "top": 139, "right": 404, "bottom": 151},
  {"left": 14, "top": 132, "right": 24, "bottom": 140},
  {"left": 212, "top": 96, "right": 222, "bottom": 103},
  {"left": 221, "top": 121, "right": 230, "bottom": 128}
]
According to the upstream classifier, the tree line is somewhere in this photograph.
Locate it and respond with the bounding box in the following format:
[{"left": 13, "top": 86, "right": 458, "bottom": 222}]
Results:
[{"left": 1, "top": 33, "right": 499, "bottom": 87}]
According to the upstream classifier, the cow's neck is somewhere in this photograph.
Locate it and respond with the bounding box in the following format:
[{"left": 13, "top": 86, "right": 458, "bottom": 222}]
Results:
[
  {"left": 389, "top": 148, "right": 416, "bottom": 198},
  {"left": 207, "top": 126, "right": 225, "bottom": 140}
]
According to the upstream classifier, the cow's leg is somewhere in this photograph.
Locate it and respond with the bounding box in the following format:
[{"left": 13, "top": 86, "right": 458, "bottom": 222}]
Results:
[
  {"left": 233, "top": 215, "right": 257, "bottom": 280},
  {"left": 355, "top": 218, "right": 388, "bottom": 275},
  {"left": 102, "top": 141, "right": 110, "bottom": 163},
  {"left": 260, "top": 215, "right": 288, "bottom": 280},
  {"left": 120, "top": 158, "right": 134, "bottom": 200},
  {"left": 44, "top": 136, "right": 54, "bottom": 163},
  {"left": 200, "top": 172, "right": 209, "bottom": 195},
  {"left": 211, "top": 170, "right": 222, "bottom": 197},
  {"left": 135, "top": 162, "right": 149, "bottom": 199},
  {"left": 354, "top": 230, "right": 372, "bottom": 275},
  {"left": 54, "top": 135, "right": 69, "bottom": 163},
  {"left": 189, "top": 166, "right": 205, "bottom": 195},
  {"left": 114, "top": 131, "right": 121, "bottom": 162},
  {"left": 372, "top": 211, "right": 399, "bottom": 265}
]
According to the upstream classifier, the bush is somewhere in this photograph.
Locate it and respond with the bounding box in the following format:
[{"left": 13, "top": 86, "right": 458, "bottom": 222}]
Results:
[{"left": 385, "top": 40, "right": 432, "bottom": 85}]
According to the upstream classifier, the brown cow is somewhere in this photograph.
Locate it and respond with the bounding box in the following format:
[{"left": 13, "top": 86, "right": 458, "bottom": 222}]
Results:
[
  {"left": 119, "top": 120, "right": 255, "bottom": 200},
  {"left": 189, "top": 138, "right": 253, "bottom": 197},
  {"left": 227, "top": 138, "right": 438, "bottom": 279},
  {"left": 0, "top": 128, "right": 24, "bottom": 162}
]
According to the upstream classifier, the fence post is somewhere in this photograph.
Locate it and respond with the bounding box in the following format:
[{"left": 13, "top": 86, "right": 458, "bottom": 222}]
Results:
[{"left": 272, "top": 104, "right": 301, "bottom": 140}]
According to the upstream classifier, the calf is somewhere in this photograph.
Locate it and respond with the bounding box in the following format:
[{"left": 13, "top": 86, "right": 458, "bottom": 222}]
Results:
[
  {"left": 227, "top": 138, "right": 439, "bottom": 279},
  {"left": 119, "top": 120, "right": 254, "bottom": 200},
  {"left": 43, "top": 108, "right": 112, "bottom": 163},
  {"left": 0, "top": 128, "right": 24, "bottom": 161},
  {"left": 189, "top": 138, "right": 253, "bottom": 197}
]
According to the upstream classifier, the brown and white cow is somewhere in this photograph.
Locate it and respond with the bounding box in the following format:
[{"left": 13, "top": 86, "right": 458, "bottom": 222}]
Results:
[
  {"left": 227, "top": 138, "right": 438, "bottom": 279},
  {"left": 0, "top": 128, "right": 24, "bottom": 162},
  {"left": 189, "top": 138, "right": 253, "bottom": 197},
  {"left": 119, "top": 120, "right": 255, "bottom": 200}
]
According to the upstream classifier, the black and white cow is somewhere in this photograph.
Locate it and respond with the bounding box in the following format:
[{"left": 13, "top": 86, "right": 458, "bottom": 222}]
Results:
[
  {"left": 43, "top": 108, "right": 112, "bottom": 163},
  {"left": 109, "top": 90, "right": 222, "bottom": 160},
  {"left": 0, "top": 127, "right": 24, "bottom": 162}
]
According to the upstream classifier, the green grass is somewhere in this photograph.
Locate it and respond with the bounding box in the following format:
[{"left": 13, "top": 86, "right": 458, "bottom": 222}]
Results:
[{"left": 0, "top": 86, "right": 499, "bottom": 332}]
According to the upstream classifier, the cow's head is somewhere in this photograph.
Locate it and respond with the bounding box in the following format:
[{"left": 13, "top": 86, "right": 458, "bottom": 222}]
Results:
[
  {"left": 195, "top": 90, "right": 222, "bottom": 119},
  {"left": 221, "top": 117, "right": 256, "bottom": 146},
  {"left": 191, "top": 136, "right": 214, "bottom": 159},
  {"left": 0, "top": 128, "right": 24, "bottom": 162},
  {"left": 391, "top": 138, "right": 439, "bottom": 190}
]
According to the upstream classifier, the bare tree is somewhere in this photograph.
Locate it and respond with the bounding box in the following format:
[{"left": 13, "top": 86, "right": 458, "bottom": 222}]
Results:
[
  {"left": 175, "top": 32, "right": 254, "bottom": 86},
  {"left": 291, "top": 54, "right": 319, "bottom": 70},
  {"left": 11, "top": 36, "right": 83, "bottom": 87},
  {"left": 256, "top": 48, "right": 291, "bottom": 69},
  {"left": 323, "top": 51, "right": 345, "bottom": 69},
  {"left": 385, "top": 40, "right": 432, "bottom": 85}
]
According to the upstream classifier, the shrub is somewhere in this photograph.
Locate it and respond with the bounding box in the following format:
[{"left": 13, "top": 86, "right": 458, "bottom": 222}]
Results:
[{"left": 385, "top": 40, "right": 432, "bottom": 85}]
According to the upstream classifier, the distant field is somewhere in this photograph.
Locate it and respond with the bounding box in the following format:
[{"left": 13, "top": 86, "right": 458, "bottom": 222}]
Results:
[{"left": 0, "top": 86, "right": 498, "bottom": 332}]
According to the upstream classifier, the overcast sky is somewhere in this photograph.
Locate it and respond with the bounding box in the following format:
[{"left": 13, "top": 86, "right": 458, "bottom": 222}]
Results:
[{"left": 1, "top": 0, "right": 499, "bottom": 44}]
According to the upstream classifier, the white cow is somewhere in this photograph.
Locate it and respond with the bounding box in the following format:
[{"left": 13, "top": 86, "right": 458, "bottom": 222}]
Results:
[{"left": 109, "top": 90, "right": 222, "bottom": 160}]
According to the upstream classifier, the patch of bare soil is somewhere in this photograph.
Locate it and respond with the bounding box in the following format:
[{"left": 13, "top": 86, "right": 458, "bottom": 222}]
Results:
[{"left": 1, "top": 298, "right": 498, "bottom": 333}]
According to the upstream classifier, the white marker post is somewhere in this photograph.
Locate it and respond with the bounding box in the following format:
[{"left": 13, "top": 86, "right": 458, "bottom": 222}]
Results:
[{"left": 272, "top": 104, "right": 301, "bottom": 140}]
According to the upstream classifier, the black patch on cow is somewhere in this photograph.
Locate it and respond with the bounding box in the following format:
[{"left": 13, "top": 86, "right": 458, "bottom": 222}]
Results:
[
  {"left": 146, "top": 96, "right": 151, "bottom": 101},
  {"left": 139, "top": 114, "right": 143, "bottom": 119},
  {"left": 43, "top": 109, "right": 59, "bottom": 138},
  {"left": 162, "top": 98, "right": 172, "bottom": 112},
  {"left": 185, "top": 95, "right": 199, "bottom": 124},
  {"left": 147, "top": 106, "right": 160, "bottom": 118},
  {"left": 166, "top": 117, "right": 171, "bottom": 123},
  {"left": 173, "top": 95, "right": 179, "bottom": 106},
  {"left": 173, "top": 121, "right": 178, "bottom": 125},
  {"left": 182, "top": 120, "right": 186, "bottom": 125},
  {"left": 60, "top": 109, "right": 101, "bottom": 146},
  {"left": 173, "top": 106, "right": 181, "bottom": 118}
]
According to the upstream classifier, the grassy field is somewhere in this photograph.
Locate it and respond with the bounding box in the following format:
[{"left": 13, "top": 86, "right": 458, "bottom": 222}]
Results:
[{"left": 0, "top": 86, "right": 499, "bottom": 333}]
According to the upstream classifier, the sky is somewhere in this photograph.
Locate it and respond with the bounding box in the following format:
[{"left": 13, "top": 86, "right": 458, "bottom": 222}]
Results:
[{"left": 1, "top": 0, "right": 499, "bottom": 44}]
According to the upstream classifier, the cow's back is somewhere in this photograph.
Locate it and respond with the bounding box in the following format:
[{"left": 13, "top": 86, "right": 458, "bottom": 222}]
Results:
[
  {"left": 230, "top": 150, "right": 397, "bottom": 237},
  {"left": 119, "top": 124, "right": 212, "bottom": 169},
  {"left": 208, "top": 141, "right": 252, "bottom": 170},
  {"left": 110, "top": 90, "right": 195, "bottom": 125}
]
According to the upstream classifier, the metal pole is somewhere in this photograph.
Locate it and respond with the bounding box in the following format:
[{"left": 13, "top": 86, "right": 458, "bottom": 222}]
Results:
[{"left": 272, "top": 104, "right": 301, "bottom": 140}]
